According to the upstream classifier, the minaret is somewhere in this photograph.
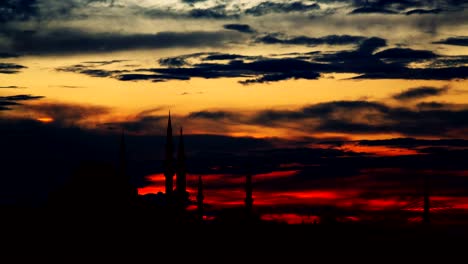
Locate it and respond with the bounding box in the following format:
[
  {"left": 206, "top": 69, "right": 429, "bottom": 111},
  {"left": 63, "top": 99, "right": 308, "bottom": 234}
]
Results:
[
  {"left": 245, "top": 172, "right": 253, "bottom": 217},
  {"left": 423, "top": 175, "right": 430, "bottom": 224},
  {"left": 197, "top": 175, "right": 204, "bottom": 222},
  {"left": 164, "top": 112, "right": 175, "bottom": 198},
  {"left": 175, "top": 127, "right": 187, "bottom": 204}
]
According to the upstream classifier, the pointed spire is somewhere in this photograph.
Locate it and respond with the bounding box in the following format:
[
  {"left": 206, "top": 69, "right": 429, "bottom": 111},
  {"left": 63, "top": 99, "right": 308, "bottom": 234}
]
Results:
[
  {"left": 164, "top": 111, "right": 175, "bottom": 198},
  {"left": 197, "top": 175, "right": 204, "bottom": 222}
]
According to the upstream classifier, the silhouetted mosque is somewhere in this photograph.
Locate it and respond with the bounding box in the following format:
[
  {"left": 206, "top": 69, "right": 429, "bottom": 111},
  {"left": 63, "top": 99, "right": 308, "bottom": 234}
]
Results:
[
  {"left": 163, "top": 112, "right": 189, "bottom": 209},
  {"left": 46, "top": 111, "right": 260, "bottom": 224},
  {"left": 149, "top": 112, "right": 258, "bottom": 223},
  {"left": 47, "top": 130, "right": 138, "bottom": 212}
]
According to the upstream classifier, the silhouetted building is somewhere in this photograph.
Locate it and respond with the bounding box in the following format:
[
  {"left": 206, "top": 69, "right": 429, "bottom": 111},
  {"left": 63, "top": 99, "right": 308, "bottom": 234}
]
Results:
[
  {"left": 119, "top": 129, "right": 127, "bottom": 179},
  {"left": 162, "top": 113, "right": 190, "bottom": 211},
  {"left": 175, "top": 127, "right": 188, "bottom": 207},
  {"left": 423, "top": 175, "right": 430, "bottom": 224},
  {"left": 245, "top": 172, "right": 253, "bottom": 218},
  {"left": 48, "top": 161, "right": 134, "bottom": 211},
  {"left": 47, "top": 132, "right": 138, "bottom": 211},
  {"left": 164, "top": 112, "right": 175, "bottom": 199},
  {"left": 197, "top": 175, "right": 204, "bottom": 222},
  {"left": 118, "top": 130, "right": 138, "bottom": 204}
]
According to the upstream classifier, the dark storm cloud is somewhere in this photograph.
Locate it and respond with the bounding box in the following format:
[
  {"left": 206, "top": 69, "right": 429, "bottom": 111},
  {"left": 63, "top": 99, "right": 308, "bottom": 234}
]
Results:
[
  {"left": 353, "top": 66, "right": 468, "bottom": 80},
  {"left": 0, "top": 52, "right": 19, "bottom": 58},
  {"left": 81, "top": 60, "right": 128, "bottom": 66},
  {"left": 0, "top": 100, "right": 20, "bottom": 106},
  {"left": 0, "top": 62, "right": 27, "bottom": 74},
  {"left": 393, "top": 86, "right": 449, "bottom": 101},
  {"left": 349, "top": 0, "right": 444, "bottom": 12},
  {"left": 239, "top": 71, "right": 320, "bottom": 84},
  {"left": 433, "top": 37, "right": 468, "bottom": 46},
  {"left": 348, "top": 0, "right": 467, "bottom": 15},
  {"left": 356, "top": 138, "right": 468, "bottom": 148},
  {"left": 252, "top": 101, "right": 390, "bottom": 124},
  {"left": 157, "top": 52, "right": 256, "bottom": 65},
  {"left": 60, "top": 34, "right": 468, "bottom": 83},
  {"left": 428, "top": 56, "right": 468, "bottom": 68},
  {"left": 0, "top": 86, "right": 22, "bottom": 89},
  {"left": 356, "top": 37, "right": 387, "bottom": 53},
  {"left": 104, "top": 116, "right": 166, "bottom": 133},
  {"left": 157, "top": 52, "right": 218, "bottom": 67},
  {"left": 0, "top": 94, "right": 44, "bottom": 101},
  {"left": 204, "top": 54, "right": 248, "bottom": 61},
  {"left": 5, "top": 29, "right": 241, "bottom": 55},
  {"left": 223, "top": 24, "right": 255, "bottom": 33},
  {"left": 189, "top": 110, "right": 238, "bottom": 120},
  {"left": 0, "top": 0, "right": 38, "bottom": 23},
  {"left": 159, "top": 57, "right": 189, "bottom": 68},
  {"left": 0, "top": 100, "right": 21, "bottom": 111},
  {"left": 405, "top": 8, "right": 443, "bottom": 15},
  {"left": 349, "top": 6, "right": 398, "bottom": 14},
  {"left": 0, "top": 94, "right": 44, "bottom": 111},
  {"left": 416, "top": 101, "right": 446, "bottom": 109},
  {"left": 256, "top": 34, "right": 367, "bottom": 46},
  {"left": 317, "top": 37, "right": 387, "bottom": 61},
  {"left": 375, "top": 48, "right": 437, "bottom": 60},
  {"left": 142, "top": 5, "right": 239, "bottom": 20},
  {"left": 57, "top": 64, "right": 125, "bottom": 78},
  {"left": 117, "top": 73, "right": 190, "bottom": 82},
  {"left": 248, "top": 100, "right": 468, "bottom": 137},
  {"left": 245, "top": 1, "right": 320, "bottom": 16},
  {"left": 188, "top": 5, "right": 239, "bottom": 19},
  {"left": 117, "top": 58, "right": 322, "bottom": 84}
]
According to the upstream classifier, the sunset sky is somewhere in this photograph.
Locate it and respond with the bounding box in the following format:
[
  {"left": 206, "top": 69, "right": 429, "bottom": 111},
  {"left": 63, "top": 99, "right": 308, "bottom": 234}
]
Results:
[{"left": 1, "top": 0, "right": 468, "bottom": 223}]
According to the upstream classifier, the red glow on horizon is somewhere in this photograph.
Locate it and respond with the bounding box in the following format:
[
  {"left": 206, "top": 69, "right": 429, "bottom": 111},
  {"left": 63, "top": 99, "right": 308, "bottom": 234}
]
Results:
[
  {"left": 136, "top": 171, "right": 468, "bottom": 215},
  {"left": 365, "top": 199, "right": 407, "bottom": 210},
  {"left": 254, "top": 170, "right": 299, "bottom": 180},
  {"left": 37, "top": 117, "right": 54, "bottom": 123},
  {"left": 335, "top": 143, "right": 420, "bottom": 156},
  {"left": 138, "top": 173, "right": 165, "bottom": 195},
  {"left": 261, "top": 213, "right": 320, "bottom": 224}
]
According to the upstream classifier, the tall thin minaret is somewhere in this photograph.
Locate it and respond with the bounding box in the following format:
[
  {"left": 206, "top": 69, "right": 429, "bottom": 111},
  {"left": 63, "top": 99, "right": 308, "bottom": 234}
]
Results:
[
  {"left": 197, "top": 175, "right": 204, "bottom": 222},
  {"left": 164, "top": 112, "right": 175, "bottom": 198},
  {"left": 423, "top": 175, "right": 430, "bottom": 224},
  {"left": 245, "top": 172, "right": 253, "bottom": 217},
  {"left": 176, "top": 127, "right": 187, "bottom": 203}
]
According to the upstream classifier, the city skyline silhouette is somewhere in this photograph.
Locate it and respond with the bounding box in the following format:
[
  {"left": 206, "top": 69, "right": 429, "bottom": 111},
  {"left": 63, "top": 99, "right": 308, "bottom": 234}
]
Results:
[
  {"left": 1, "top": 1, "right": 468, "bottom": 251},
  {"left": 22, "top": 112, "right": 465, "bottom": 227}
]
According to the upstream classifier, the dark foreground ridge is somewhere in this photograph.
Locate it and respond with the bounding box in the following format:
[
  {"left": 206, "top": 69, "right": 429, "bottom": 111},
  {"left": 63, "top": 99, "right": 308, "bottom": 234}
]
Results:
[{"left": 2, "top": 208, "right": 468, "bottom": 258}]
